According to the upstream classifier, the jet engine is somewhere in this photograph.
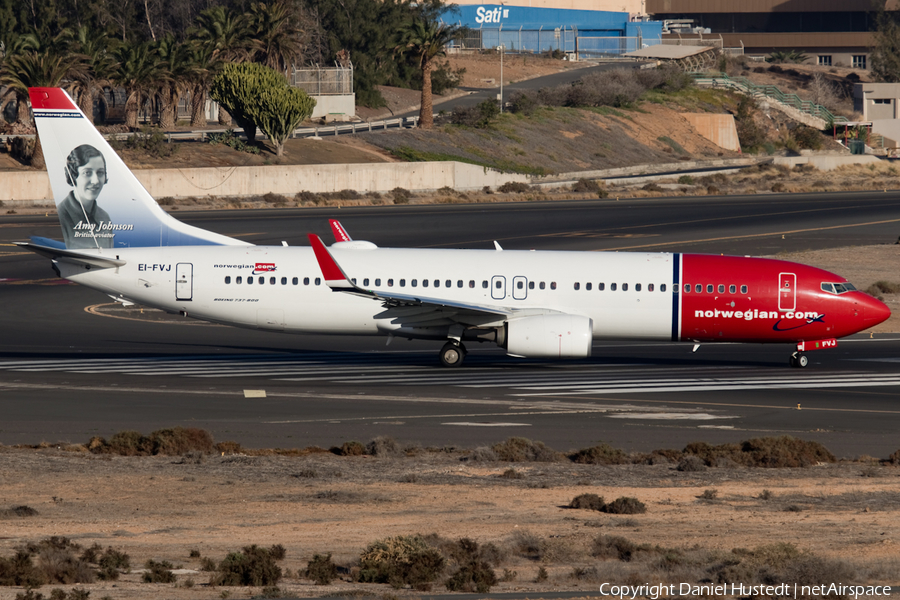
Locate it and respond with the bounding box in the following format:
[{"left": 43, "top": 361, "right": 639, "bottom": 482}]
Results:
[{"left": 499, "top": 314, "right": 593, "bottom": 358}]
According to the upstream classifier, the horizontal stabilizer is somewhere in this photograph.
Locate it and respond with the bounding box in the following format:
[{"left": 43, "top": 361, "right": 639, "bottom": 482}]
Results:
[{"left": 14, "top": 242, "right": 126, "bottom": 269}]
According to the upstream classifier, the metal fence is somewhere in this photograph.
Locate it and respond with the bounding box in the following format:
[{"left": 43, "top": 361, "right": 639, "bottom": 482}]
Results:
[
  {"left": 455, "top": 26, "right": 577, "bottom": 54},
  {"left": 576, "top": 36, "right": 661, "bottom": 57},
  {"left": 289, "top": 65, "right": 354, "bottom": 96}
]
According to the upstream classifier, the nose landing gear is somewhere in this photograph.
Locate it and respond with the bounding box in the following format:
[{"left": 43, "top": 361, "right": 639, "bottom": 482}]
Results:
[
  {"left": 789, "top": 352, "right": 809, "bottom": 368},
  {"left": 440, "top": 341, "right": 467, "bottom": 367}
]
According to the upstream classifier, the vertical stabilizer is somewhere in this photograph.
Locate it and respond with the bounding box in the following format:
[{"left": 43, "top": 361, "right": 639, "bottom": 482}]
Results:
[{"left": 29, "top": 87, "right": 249, "bottom": 249}]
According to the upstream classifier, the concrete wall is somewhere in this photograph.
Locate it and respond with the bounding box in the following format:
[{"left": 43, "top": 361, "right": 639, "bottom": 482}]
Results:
[
  {"left": 772, "top": 154, "right": 881, "bottom": 170},
  {"left": 1, "top": 161, "right": 528, "bottom": 204},
  {"left": 310, "top": 95, "right": 356, "bottom": 119},
  {"left": 681, "top": 113, "right": 740, "bottom": 151},
  {"left": 854, "top": 83, "right": 900, "bottom": 121}
]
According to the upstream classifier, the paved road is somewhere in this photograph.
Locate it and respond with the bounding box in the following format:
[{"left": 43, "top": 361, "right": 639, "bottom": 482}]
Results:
[{"left": 1, "top": 193, "right": 899, "bottom": 455}]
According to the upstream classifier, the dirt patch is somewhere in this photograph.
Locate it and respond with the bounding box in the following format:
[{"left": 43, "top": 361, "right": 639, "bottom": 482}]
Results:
[
  {"left": 446, "top": 51, "right": 586, "bottom": 89},
  {"left": 0, "top": 447, "right": 898, "bottom": 599}
]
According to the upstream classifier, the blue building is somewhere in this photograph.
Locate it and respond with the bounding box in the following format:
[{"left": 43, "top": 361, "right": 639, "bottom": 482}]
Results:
[{"left": 445, "top": 5, "right": 662, "bottom": 57}]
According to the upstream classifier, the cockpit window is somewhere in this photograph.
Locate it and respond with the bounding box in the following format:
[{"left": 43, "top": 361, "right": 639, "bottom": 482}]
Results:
[{"left": 821, "top": 282, "right": 856, "bottom": 294}]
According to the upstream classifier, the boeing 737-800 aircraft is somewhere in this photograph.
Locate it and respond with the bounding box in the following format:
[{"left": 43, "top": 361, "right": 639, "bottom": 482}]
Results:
[{"left": 18, "top": 87, "right": 891, "bottom": 367}]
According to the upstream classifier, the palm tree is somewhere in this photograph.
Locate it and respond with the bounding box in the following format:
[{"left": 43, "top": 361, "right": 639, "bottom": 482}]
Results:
[
  {"left": 188, "top": 5, "right": 250, "bottom": 126},
  {"left": 395, "top": 17, "right": 462, "bottom": 129},
  {"left": 113, "top": 40, "right": 162, "bottom": 129},
  {"left": 0, "top": 48, "right": 85, "bottom": 168},
  {"left": 248, "top": 0, "right": 304, "bottom": 74},
  {"left": 0, "top": 33, "right": 41, "bottom": 125},
  {"left": 156, "top": 37, "right": 198, "bottom": 129},
  {"left": 70, "top": 26, "right": 118, "bottom": 124}
]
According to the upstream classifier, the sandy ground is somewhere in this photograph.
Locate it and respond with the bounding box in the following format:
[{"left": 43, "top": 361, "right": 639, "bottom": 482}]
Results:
[{"left": 1, "top": 448, "right": 899, "bottom": 600}]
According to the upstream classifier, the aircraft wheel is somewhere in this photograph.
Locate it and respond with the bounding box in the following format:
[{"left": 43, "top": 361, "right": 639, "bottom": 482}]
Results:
[
  {"left": 440, "top": 341, "right": 466, "bottom": 368},
  {"left": 790, "top": 352, "right": 809, "bottom": 368}
]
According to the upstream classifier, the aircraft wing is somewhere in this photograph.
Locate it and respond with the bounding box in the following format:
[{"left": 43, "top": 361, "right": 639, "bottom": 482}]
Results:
[
  {"left": 14, "top": 241, "right": 126, "bottom": 269},
  {"left": 308, "top": 234, "right": 562, "bottom": 327}
]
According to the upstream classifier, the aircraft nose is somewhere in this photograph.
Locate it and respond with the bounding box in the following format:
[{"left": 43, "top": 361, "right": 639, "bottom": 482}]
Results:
[{"left": 859, "top": 293, "right": 892, "bottom": 328}]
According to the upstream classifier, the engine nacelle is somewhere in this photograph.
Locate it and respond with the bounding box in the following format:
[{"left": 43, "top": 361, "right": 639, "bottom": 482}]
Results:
[{"left": 502, "top": 314, "right": 593, "bottom": 358}]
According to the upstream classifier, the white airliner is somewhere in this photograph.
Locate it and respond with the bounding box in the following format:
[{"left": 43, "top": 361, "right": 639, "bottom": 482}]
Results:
[{"left": 19, "top": 87, "right": 891, "bottom": 368}]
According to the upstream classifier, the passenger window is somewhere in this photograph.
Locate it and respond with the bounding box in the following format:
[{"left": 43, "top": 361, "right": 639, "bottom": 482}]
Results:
[
  {"left": 469, "top": 280, "right": 474, "bottom": 288},
  {"left": 351, "top": 278, "right": 356, "bottom": 284},
  {"left": 623, "top": 283, "right": 629, "bottom": 291},
  {"left": 375, "top": 278, "right": 381, "bottom": 286},
  {"left": 292, "top": 277, "right": 298, "bottom": 285},
  {"left": 635, "top": 283, "right": 641, "bottom": 292},
  {"left": 363, "top": 278, "right": 369, "bottom": 286},
  {"left": 400, "top": 279, "right": 406, "bottom": 287},
  {"left": 517, "top": 281, "right": 524, "bottom": 289},
  {"left": 586, "top": 282, "right": 592, "bottom": 291},
  {"left": 270, "top": 277, "right": 276, "bottom": 285},
  {"left": 528, "top": 281, "right": 534, "bottom": 289},
  {"left": 436, "top": 280, "right": 441, "bottom": 287},
  {"left": 717, "top": 284, "right": 724, "bottom": 294},
  {"left": 458, "top": 280, "right": 463, "bottom": 288},
  {"left": 388, "top": 279, "right": 394, "bottom": 287},
  {"left": 495, "top": 280, "right": 502, "bottom": 289},
  {"left": 706, "top": 284, "right": 713, "bottom": 293},
  {"left": 421, "top": 279, "right": 427, "bottom": 287},
  {"left": 303, "top": 277, "right": 309, "bottom": 285},
  {"left": 684, "top": 284, "right": 690, "bottom": 293},
  {"left": 648, "top": 283, "right": 654, "bottom": 292},
  {"left": 482, "top": 281, "right": 488, "bottom": 288},
  {"left": 315, "top": 277, "right": 321, "bottom": 285},
  {"left": 248, "top": 277, "right": 254, "bottom": 285},
  {"left": 729, "top": 284, "right": 736, "bottom": 294},
  {"left": 236, "top": 276, "right": 242, "bottom": 284},
  {"left": 225, "top": 276, "right": 231, "bottom": 284},
  {"left": 611, "top": 283, "right": 617, "bottom": 291},
  {"left": 550, "top": 282, "right": 557, "bottom": 290},
  {"left": 741, "top": 285, "right": 747, "bottom": 294},
  {"left": 281, "top": 277, "right": 287, "bottom": 285},
  {"left": 539, "top": 282, "right": 545, "bottom": 290},
  {"left": 574, "top": 282, "right": 580, "bottom": 290},
  {"left": 661, "top": 284, "right": 667, "bottom": 292},
  {"left": 695, "top": 284, "right": 702, "bottom": 293},
  {"left": 598, "top": 283, "right": 605, "bottom": 291}
]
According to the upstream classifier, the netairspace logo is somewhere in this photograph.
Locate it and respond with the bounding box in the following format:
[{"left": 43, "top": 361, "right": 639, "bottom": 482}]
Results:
[{"left": 597, "top": 582, "right": 892, "bottom": 599}]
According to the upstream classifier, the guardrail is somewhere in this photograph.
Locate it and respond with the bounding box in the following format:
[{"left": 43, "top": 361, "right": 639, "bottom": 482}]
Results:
[
  {"left": 691, "top": 72, "right": 849, "bottom": 125},
  {"left": 0, "top": 115, "right": 421, "bottom": 145}
]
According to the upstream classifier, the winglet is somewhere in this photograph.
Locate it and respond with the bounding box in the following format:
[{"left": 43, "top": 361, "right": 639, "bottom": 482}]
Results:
[
  {"left": 307, "top": 234, "right": 355, "bottom": 289},
  {"left": 329, "top": 219, "right": 353, "bottom": 242}
]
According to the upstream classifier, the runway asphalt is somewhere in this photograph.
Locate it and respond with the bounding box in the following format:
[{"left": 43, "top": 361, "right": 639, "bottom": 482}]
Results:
[{"left": 1, "top": 192, "right": 899, "bottom": 457}]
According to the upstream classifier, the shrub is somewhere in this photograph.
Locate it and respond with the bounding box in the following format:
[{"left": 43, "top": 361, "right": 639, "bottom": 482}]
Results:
[
  {"left": 677, "top": 175, "right": 695, "bottom": 185},
  {"left": 740, "top": 436, "right": 835, "bottom": 467},
  {"left": 677, "top": 455, "right": 707, "bottom": 472},
  {"left": 305, "top": 553, "right": 338, "bottom": 585},
  {"left": 88, "top": 428, "right": 214, "bottom": 456},
  {"left": 509, "top": 530, "right": 546, "bottom": 561},
  {"left": 508, "top": 90, "right": 538, "bottom": 115},
  {"left": 497, "top": 181, "right": 530, "bottom": 194},
  {"left": 591, "top": 536, "right": 648, "bottom": 561},
  {"left": 602, "top": 497, "right": 646, "bottom": 515},
  {"left": 0, "top": 505, "right": 38, "bottom": 518},
  {"left": 366, "top": 436, "right": 401, "bottom": 456},
  {"left": 491, "top": 437, "right": 564, "bottom": 462},
  {"left": 331, "top": 441, "right": 366, "bottom": 456},
  {"left": 569, "top": 443, "right": 629, "bottom": 465},
  {"left": 700, "top": 488, "right": 719, "bottom": 500},
  {"left": 499, "top": 468, "right": 523, "bottom": 479},
  {"left": 568, "top": 493, "right": 605, "bottom": 511},
  {"left": 451, "top": 100, "right": 500, "bottom": 128},
  {"left": 214, "top": 545, "right": 283, "bottom": 587},
  {"left": 97, "top": 547, "right": 129, "bottom": 581},
  {"left": 142, "top": 559, "right": 175, "bottom": 584},
  {"left": 390, "top": 187, "right": 412, "bottom": 204},
  {"left": 571, "top": 178, "right": 602, "bottom": 193},
  {"left": 0, "top": 550, "right": 45, "bottom": 587},
  {"left": 534, "top": 566, "right": 548, "bottom": 582},
  {"left": 358, "top": 535, "right": 444, "bottom": 590},
  {"left": 444, "top": 539, "right": 498, "bottom": 593},
  {"left": 641, "top": 182, "right": 663, "bottom": 193}
]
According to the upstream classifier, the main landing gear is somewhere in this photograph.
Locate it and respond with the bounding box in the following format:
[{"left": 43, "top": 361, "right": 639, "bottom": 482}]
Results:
[
  {"left": 789, "top": 352, "right": 809, "bottom": 368},
  {"left": 440, "top": 341, "right": 467, "bottom": 368}
]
